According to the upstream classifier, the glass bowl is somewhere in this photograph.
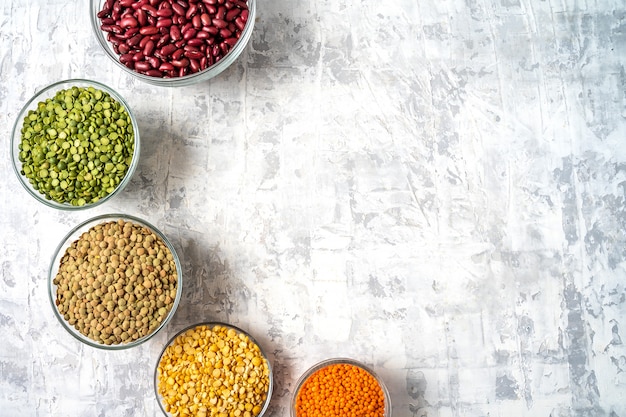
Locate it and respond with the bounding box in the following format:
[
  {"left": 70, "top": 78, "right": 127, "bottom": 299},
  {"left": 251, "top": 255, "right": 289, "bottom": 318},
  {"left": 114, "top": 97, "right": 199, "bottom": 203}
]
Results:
[
  {"left": 154, "top": 321, "right": 273, "bottom": 417},
  {"left": 291, "top": 358, "right": 392, "bottom": 417},
  {"left": 48, "top": 213, "right": 182, "bottom": 350},
  {"left": 90, "top": 0, "right": 257, "bottom": 87},
  {"left": 11, "top": 79, "right": 140, "bottom": 210}
]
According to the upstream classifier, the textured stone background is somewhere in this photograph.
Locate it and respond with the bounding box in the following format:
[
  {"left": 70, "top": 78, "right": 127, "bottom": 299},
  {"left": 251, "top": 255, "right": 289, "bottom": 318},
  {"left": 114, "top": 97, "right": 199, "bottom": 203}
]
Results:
[{"left": 1, "top": 0, "right": 625, "bottom": 416}]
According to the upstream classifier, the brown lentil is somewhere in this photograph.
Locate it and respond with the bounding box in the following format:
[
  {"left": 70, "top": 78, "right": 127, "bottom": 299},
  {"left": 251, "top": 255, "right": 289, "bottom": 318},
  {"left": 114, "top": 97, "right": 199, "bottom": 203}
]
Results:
[
  {"left": 157, "top": 324, "right": 271, "bottom": 417},
  {"left": 53, "top": 219, "right": 178, "bottom": 345}
]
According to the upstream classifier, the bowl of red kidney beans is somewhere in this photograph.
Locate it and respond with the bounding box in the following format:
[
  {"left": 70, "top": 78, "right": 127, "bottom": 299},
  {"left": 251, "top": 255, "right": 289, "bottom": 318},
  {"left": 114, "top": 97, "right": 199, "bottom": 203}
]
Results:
[{"left": 90, "top": 0, "right": 256, "bottom": 86}]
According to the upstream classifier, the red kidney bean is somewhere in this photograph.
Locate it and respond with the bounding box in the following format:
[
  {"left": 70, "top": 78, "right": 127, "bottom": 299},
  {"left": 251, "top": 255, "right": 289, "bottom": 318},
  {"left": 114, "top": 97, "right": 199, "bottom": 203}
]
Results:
[
  {"left": 186, "top": 3, "right": 198, "bottom": 19},
  {"left": 234, "top": 16, "right": 245, "bottom": 31},
  {"left": 171, "top": 58, "right": 190, "bottom": 68},
  {"left": 147, "top": 55, "right": 161, "bottom": 68},
  {"left": 184, "top": 49, "right": 204, "bottom": 60},
  {"left": 127, "top": 33, "right": 143, "bottom": 46},
  {"left": 120, "top": 53, "right": 134, "bottom": 64},
  {"left": 223, "top": 36, "right": 238, "bottom": 47},
  {"left": 174, "top": 39, "right": 185, "bottom": 48},
  {"left": 171, "top": 2, "right": 186, "bottom": 16},
  {"left": 181, "top": 22, "right": 193, "bottom": 34},
  {"left": 142, "top": 4, "right": 158, "bottom": 16},
  {"left": 212, "top": 18, "right": 227, "bottom": 28},
  {"left": 107, "top": 32, "right": 122, "bottom": 46},
  {"left": 159, "top": 62, "right": 175, "bottom": 71},
  {"left": 117, "top": 26, "right": 138, "bottom": 39},
  {"left": 160, "top": 43, "right": 177, "bottom": 56},
  {"left": 240, "top": 9, "right": 248, "bottom": 21},
  {"left": 113, "top": 1, "right": 122, "bottom": 15},
  {"left": 202, "top": 25, "right": 219, "bottom": 35},
  {"left": 226, "top": 8, "right": 240, "bottom": 20},
  {"left": 187, "top": 37, "right": 204, "bottom": 47},
  {"left": 119, "top": 0, "right": 134, "bottom": 7},
  {"left": 133, "top": 51, "right": 145, "bottom": 61},
  {"left": 200, "top": 13, "right": 211, "bottom": 25},
  {"left": 149, "top": 0, "right": 160, "bottom": 6},
  {"left": 203, "top": 0, "right": 217, "bottom": 4},
  {"left": 189, "top": 58, "right": 200, "bottom": 72},
  {"left": 135, "top": 61, "right": 151, "bottom": 72},
  {"left": 156, "top": 18, "right": 173, "bottom": 28},
  {"left": 139, "top": 25, "right": 159, "bottom": 35},
  {"left": 206, "top": 5, "right": 217, "bottom": 14},
  {"left": 132, "top": 0, "right": 148, "bottom": 10},
  {"left": 156, "top": 8, "right": 173, "bottom": 17},
  {"left": 170, "top": 25, "right": 182, "bottom": 41},
  {"left": 195, "top": 30, "right": 209, "bottom": 39},
  {"left": 156, "top": 34, "right": 170, "bottom": 47},
  {"left": 139, "top": 35, "right": 150, "bottom": 48},
  {"left": 192, "top": 14, "right": 202, "bottom": 29},
  {"left": 100, "top": 17, "right": 116, "bottom": 25},
  {"left": 219, "top": 28, "right": 232, "bottom": 38},
  {"left": 143, "top": 39, "right": 156, "bottom": 56},
  {"left": 217, "top": 6, "right": 226, "bottom": 18},
  {"left": 135, "top": 9, "right": 148, "bottom": 26},
  {"left": 145, "top": 69, "right": 163, "bottom": 77},
  {"left": 182, "top": 27, "right": 197, "bottom": 40},
  {"left": 118, "top": 43, "right": 130, "bottom": 54},
  {"left": 172, "top": 48, "right": 185, "bottom": 60}
]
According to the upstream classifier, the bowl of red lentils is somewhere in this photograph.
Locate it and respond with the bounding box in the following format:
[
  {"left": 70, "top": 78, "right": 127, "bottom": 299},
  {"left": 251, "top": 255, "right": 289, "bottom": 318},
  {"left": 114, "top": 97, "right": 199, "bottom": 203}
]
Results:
[
  {"left": 90, "top": 0, "right": 256, "bottom": 87},
  {"left": 48, "top": 213, "right": 182, "bottom": 349},
  {"left": 290, "top": 358, "right": 391, "bottom": 417},
  {"left": 154, "top": 322, "right": 273, "bottom": 417}
]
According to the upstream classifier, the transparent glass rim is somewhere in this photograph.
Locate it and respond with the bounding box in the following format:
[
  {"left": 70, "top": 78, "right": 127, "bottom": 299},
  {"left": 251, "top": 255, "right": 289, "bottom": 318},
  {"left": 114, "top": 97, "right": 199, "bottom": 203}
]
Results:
[
  {"left": 10, "top": 79, "right": 141, "bottom": 211},
  {"left": 48, "top": 213, "right": 183, "bottom": 350},
  {"left": 154, "top": 321, "right": 274, "bottom": 416},
  {"left": 290, "top": 357, "right": 392, "bottom": 417},
  {"left": 89, "top": 0, "right": 257, "bottom": 87}
]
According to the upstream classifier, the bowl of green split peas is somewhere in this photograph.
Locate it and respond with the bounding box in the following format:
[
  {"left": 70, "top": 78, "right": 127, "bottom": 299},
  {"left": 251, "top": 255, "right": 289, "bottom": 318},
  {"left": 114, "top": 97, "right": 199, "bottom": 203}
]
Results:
[{"left": 11, "top": 79, "right": 140, "bottom": 209}]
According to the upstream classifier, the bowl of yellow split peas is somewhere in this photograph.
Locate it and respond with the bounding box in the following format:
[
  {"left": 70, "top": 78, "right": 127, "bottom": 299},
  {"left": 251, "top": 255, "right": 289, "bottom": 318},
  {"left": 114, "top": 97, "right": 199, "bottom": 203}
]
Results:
[{"left": 154, "top": 322, "right": 273, "bottom": 417}]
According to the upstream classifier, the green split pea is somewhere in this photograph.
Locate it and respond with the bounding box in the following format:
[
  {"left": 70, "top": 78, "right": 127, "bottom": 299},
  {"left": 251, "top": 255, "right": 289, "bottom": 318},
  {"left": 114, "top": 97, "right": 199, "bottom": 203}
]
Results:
[{"left": 18, "top": 86, "right": 135, "bottom": 206}]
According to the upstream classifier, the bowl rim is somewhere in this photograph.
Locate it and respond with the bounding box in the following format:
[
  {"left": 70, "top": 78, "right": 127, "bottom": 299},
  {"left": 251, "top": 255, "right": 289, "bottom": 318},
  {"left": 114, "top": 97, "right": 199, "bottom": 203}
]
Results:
[
  {"left": 290, "top": 357, "right": 392, "bottom": 417},
  {"left": 47, "top": 213, "right": 182, "bottom": 350},
  {"left": 89, "top": 0, "right": 257, "bottom": 87},
  {"left": 153, "top": 320, "right": 274, "bottom": 417},
  {"left": 10, "top": 78, "right": 140, "bottom": 211}
]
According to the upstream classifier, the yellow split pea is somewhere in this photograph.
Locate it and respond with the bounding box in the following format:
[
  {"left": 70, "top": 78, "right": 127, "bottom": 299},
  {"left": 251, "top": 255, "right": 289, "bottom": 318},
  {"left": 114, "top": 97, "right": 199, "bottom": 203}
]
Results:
[{"left": 157, "top": 324, "right": 271, "bottom": 417}]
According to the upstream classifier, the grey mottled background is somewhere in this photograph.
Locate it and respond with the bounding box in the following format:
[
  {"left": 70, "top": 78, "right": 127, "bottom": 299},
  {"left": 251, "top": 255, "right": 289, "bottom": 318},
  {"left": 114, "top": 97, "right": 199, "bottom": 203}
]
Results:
[{"left": 1, "top": 0, "right": 625, "bottom": 416}]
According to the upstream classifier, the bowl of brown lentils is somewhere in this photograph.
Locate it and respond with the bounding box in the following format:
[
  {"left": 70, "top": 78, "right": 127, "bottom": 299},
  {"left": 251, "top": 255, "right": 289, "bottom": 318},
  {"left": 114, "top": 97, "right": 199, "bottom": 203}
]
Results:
[
  {"left": 11, "top": 79, "right": 140, "bottom": 210},
  {"left": 154, "top": 322, "right": 273, "bottom": 417},
  {"left": 90, "top": 0, "right": 257, "bottom": 87},
  {"left": 48, "top": 213, "right": 182, "bottom": 349}
]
